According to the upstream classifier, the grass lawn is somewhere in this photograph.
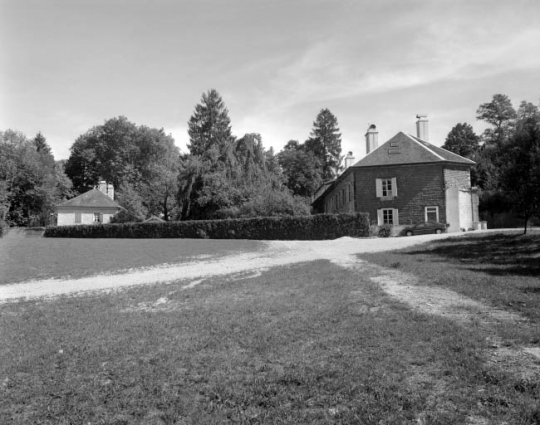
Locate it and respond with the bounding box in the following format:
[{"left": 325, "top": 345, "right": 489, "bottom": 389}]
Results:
[
  {"left": 2, "top": 256, "right": 540, "bottom": 423},
  {"left": 0, "top": 235, "right": 265, "bottom": 285},
  {"left": 359, "top": 230, "right": 540, "bottom": 345}
]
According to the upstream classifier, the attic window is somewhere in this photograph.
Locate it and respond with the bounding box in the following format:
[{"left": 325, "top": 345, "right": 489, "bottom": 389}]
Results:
[
  {"left": 388, "top": 148, "right": 401, "bottom": 154},
  {"left": 390, "top": 142, "right": 399, "bottom": 147}
]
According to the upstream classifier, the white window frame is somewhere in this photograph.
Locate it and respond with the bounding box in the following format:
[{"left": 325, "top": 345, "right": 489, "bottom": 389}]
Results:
[
  {"left": 377, "top": 208, "right": 399, "bottom": 225},
  {"left": 425, "top": 206, "right": 439, "bottom": 223},
  {"left": 376, "top": 178, "right": 398, "bottom": 199}
]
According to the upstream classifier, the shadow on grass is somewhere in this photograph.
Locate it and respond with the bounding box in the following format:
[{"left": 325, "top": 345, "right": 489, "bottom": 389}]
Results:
[{"left": 405, "top": 233, "right": 540, "bottom": 278}]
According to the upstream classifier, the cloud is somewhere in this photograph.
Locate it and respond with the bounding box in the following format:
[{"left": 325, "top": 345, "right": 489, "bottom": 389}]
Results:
[{"left": 260, "top": 9, "right": 540, "bottom": 109}]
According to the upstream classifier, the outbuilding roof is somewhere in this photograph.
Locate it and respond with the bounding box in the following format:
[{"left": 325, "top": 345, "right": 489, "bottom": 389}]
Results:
[
  {"left": 57, "top": 188, "right": 121, "bottom": 209},
  {"left": 352, "top": 132, "right": 475, "bottom": 168}
]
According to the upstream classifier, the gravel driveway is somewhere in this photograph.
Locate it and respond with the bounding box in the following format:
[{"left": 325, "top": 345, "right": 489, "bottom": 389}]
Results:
[{"left": 0, "top": 232, "right": 484, "bottom": 303}]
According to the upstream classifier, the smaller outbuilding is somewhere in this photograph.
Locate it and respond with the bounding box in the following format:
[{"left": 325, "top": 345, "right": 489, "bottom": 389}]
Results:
[
  {"left": 56, "top": 181, "right": 121, "bottom": 226},
  {"left": 143, "top": 215, "right": 165, "bottom": 223}
]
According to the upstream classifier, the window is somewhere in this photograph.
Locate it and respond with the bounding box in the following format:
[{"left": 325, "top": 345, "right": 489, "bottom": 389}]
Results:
[
  {"left": 94, "top": 213, "right": 101, "bottom": 223},
  {"left": 348, "top": 185, "right": 352, "bottom": 202},
  {"left": 382, "top": 179, "right": 392, "bottom": 197},
  {"left": 377, "top": 208, "right": 399, "bottom": 225},
  {"left": 425, "top": 206, "right": 439, "bottom": 223},
  {"left": 376, "top": 178, "right": 398, "bottom": 199},
  {"left": 75, "top": 212, "right": 81, "bottom": 224}
]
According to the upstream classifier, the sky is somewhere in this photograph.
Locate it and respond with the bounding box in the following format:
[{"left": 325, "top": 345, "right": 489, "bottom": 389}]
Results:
[{"left": 1, "top": 0, "right": 539, "bottom": 161}]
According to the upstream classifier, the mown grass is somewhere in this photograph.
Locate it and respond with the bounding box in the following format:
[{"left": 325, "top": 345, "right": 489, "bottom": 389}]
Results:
[
  {"left": 360, "top": 230, "right": 540, "bottom": 345},
  {"left": 0, "top": 235, "right": 265, "bottom": 285},
  {"left": 2, "top": 261, "right": 540, "bottom": 423}
]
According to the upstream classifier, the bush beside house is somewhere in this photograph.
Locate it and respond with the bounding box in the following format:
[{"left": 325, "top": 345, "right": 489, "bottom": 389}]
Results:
[{"left": 44, "top": 213, "right": 370, "bottom": 240}]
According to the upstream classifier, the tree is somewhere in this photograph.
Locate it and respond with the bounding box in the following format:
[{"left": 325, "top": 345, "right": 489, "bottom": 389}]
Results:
[
  {"left": 277, "top": 141, "right": 322, "bottom": 197},
  {"left": 304, "top": 109, "right": 342, "bottom": 180},
  {"left": 111, "top": 182, "right": 148, "bottom": 223},
  {"left": 187, "top": 89, "right": 235, "bottom": 160},
  {"left": 442, "top": 123, "right": 480, "bottom": 157},
  {"left": 476, "top": 94, "right": 517, "bottom": 146},
  {"left": 0, "top": 130, "right": 61, "bottom": 226},
  {"left": 499, "top": 101, "right": 540, "bottom": 234},
  {"left": 65, "top": 117, "right": 181, "bottom": 220}
]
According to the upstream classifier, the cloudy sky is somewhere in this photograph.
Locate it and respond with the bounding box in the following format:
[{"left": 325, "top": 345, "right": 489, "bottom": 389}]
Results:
[{"left": 1, "top": 0, "right": 539, "bottom": 160}]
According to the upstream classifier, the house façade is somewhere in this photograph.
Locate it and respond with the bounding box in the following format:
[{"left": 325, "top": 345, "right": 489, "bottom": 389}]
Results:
[
  {"left": 56, "top": 181, "right": 121, "bottom": 226},
  {"left": 313, "top": 115, "right": 479, "bottom": 233}
]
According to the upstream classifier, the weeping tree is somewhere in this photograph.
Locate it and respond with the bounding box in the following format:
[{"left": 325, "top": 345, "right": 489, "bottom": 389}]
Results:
[{"left": 178, "top": 89, "right": 309, "bottom": 220}]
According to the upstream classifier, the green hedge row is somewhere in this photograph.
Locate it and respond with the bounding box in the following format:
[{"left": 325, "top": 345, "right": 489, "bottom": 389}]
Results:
[{"left": 44, "top": 213, "right": 370, "bottom": 240}]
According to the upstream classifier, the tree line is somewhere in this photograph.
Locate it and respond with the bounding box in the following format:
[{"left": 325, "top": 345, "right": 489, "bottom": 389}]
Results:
[
  {"left": 0, "top": 89, "right": 343, "bottom": 226},
  {"left": 441, "top": 94, "right": 540, "bottom": 233},
  {"left": 1, "top": 90, "right": 537, "bottom": 229}
]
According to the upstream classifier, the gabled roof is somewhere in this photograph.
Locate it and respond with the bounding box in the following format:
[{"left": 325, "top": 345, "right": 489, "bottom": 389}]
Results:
[
  {"left": 143, "top": 215, "right": 165, "bottom": 223},
  {"left": 352, "top": 132, "right": 475, "bottom": 168},
  {"left": 57, "top": 188, "right": 121, "bottom": 209}
]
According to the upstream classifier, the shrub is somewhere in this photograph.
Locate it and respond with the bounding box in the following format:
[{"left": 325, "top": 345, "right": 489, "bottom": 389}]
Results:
[
  {"left": 44, "top": 213, "right": 370, "bottom": 240},
  {"left": 369, "top": 225, "right": 380, "bottom": 237},
  {"left": 378, "top": 224, "right": 393, "bottom": 238}
]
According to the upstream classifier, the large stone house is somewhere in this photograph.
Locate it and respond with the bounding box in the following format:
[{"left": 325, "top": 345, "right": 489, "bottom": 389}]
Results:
[
  {"left": 313, "top": 116, "right": 479, "bottom": 233},
  {"left": 56, "top": 181, "right": 121, "bottom": 226}
]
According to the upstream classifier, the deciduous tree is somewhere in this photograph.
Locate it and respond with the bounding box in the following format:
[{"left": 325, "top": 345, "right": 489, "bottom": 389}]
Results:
[
  {"left": 499, "top": 101, "right": 540, "bottom": 234},
  {"left": 65, "top": 117, "right": 181, "bottom": 220},
  {"left": 277, "top": 141, "right": 322, "bottom": 198},
  {"left": 442, "top": 123, "right": 480, "bottom": 157},
  {"left": 476, "top": 94, "right": 516, "bottom": 146}
]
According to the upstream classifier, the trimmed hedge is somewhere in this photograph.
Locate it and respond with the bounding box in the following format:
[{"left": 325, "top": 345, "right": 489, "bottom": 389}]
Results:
[{"left": 44, "top": 213, "right": 370, "bottom": 240}]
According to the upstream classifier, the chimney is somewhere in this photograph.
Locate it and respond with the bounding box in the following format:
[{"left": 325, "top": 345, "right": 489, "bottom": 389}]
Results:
[
  {"left": 365, "top": 124, "right": 378, "bottom": 154},
  {"left": 344, "top": 151, "right": 355, "bottom": 170},
  {"left": 107, "top": 183, "right": 114, "bottom": 200},
  {"left": 416, "top": 114, "right": 429, "bottom": 141},
  {"left": 98, "top": 180, "right": 107, "bottom": 194}
]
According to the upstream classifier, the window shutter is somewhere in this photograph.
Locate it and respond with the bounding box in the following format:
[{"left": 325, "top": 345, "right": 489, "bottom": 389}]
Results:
[
  {"left": 392, "top": 177, "right": 397, "bottom": 197},
  {"left": 377, "top": 209, "right": 383, "bottom": 225},
  {"left": 376, "top": 179, "right": 382, "bottom": 198},
  {"left": 393, "top": 209, "right": 399, "bottom": 226}
]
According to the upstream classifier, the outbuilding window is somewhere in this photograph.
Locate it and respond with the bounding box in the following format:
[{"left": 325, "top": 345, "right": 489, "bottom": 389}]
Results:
[
  {"left": 75, "top": 212, "right": 81, "bottom": 224},
  {"left": 94, "top": 213, "right": 102, "bottom": 223}
]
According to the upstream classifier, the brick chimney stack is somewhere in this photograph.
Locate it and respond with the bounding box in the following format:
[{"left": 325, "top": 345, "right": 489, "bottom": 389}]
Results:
[
  {"left": 107, "top": 183, "right": 114, "bottom": 200},
  {"left": 365, "top": 124, "right": 378, "bottom": 154},
  {"left": 416, "top": 114, "right": 429, "bottom": 141},
  {"left": 98, "top": 180, "right": 115, "bottom": 199},
  {"left": 344, "top": 151, "right": 355, "bottom": 170}
]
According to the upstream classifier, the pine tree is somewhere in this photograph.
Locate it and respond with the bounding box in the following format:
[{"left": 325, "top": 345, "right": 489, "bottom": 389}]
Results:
[
  {"left": 187, "top": 89, "right": 234, "bottom": 160},
  {"left": 304, "top": 109, "right": 342, "bottom": 180}
]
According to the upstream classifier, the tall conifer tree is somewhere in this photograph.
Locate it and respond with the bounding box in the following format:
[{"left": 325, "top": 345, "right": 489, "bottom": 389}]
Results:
[{"left": 304, "top": 108, "right": 342, "bottom": 180}]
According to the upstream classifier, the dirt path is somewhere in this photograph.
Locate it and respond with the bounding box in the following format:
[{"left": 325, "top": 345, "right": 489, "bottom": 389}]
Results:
[{"left": 0, "top": 232, "right": 458, "bottom": 303}]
